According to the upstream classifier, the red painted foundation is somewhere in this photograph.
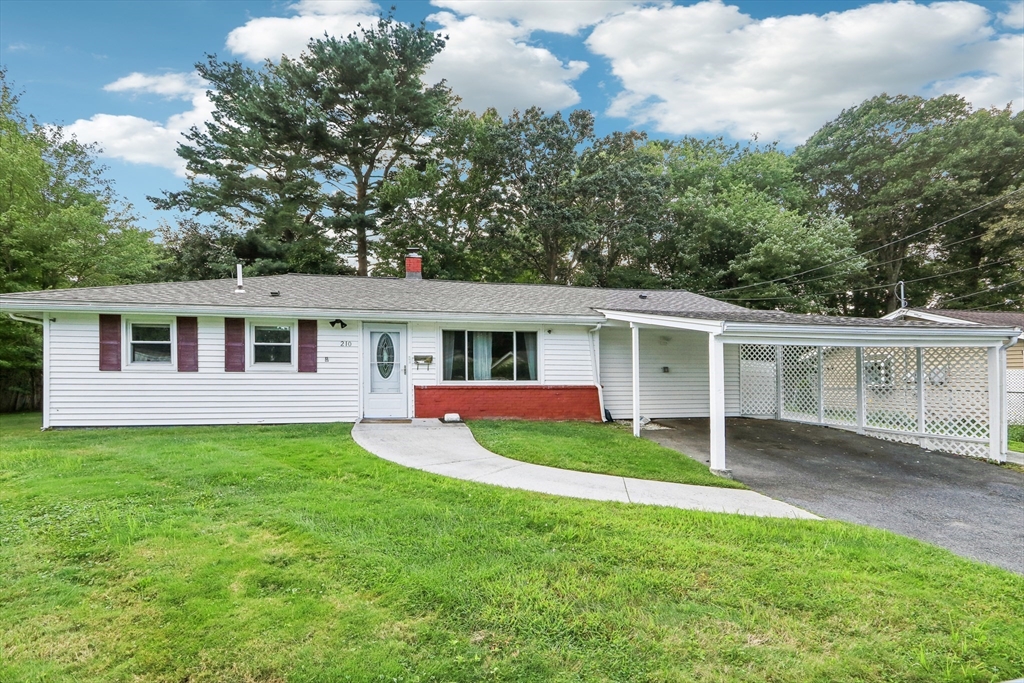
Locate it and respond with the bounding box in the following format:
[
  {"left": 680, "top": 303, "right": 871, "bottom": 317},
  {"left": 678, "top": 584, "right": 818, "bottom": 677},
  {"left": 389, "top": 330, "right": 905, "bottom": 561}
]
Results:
[{"left": 414, "top": 385, "right": 602, "bottom": 421}]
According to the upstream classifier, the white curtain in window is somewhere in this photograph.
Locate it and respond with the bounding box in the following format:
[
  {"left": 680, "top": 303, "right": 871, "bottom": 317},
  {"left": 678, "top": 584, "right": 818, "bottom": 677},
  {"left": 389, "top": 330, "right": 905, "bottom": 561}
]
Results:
[
  {"left": 473, "top": 332, "right": 492, "bottom": 380},
  {"left": 525, "top": 332, "right": 537, "bottom": 380},
  {"left": 443, "top": 331, "right": 456, "bottom": 380}
]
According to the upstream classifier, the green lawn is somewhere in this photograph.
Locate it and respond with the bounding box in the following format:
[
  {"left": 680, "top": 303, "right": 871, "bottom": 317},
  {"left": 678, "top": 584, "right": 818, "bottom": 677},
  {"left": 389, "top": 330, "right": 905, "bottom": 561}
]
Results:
[
  {"left": 1009, "top": 424, "right": 1023, "bottom": 454},
  {"left": 1, "top": 413, "right": 1022, "bottom": 682},
  {"left": 468, "top": 420, "right": 746, "bottom": 489}
]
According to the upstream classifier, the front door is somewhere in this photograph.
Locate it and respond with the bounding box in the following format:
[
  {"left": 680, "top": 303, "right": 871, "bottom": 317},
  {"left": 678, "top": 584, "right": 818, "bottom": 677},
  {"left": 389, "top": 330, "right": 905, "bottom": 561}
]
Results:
[{"left": 363, "top": 325, "right": 408, "bottom": 418}]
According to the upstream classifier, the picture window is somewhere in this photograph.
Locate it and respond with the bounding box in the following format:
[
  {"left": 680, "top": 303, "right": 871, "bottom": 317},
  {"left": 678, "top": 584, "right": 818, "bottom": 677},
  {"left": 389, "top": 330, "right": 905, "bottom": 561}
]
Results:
[{"left": 442, "top": 330, "right": 537, "bottom": 381}]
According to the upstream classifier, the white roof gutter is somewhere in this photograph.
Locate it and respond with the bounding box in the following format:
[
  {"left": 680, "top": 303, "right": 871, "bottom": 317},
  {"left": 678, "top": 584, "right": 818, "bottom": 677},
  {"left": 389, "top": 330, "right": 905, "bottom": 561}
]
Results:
[
  {"left": 596, "top": 309, "right": 725, "bottom": 334},
  {"left": 597, "top": 309, "right": 1021, "bottom": 348}
]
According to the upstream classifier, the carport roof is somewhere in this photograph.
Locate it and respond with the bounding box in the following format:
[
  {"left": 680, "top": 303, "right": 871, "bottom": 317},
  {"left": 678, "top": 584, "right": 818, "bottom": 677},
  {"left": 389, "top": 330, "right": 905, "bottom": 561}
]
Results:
[
  {"left": 597, "top": 308, "right": 1022, "bottom": 347},
  {"left": 604, "top": 308, "right": 966, "bottom": 327}
]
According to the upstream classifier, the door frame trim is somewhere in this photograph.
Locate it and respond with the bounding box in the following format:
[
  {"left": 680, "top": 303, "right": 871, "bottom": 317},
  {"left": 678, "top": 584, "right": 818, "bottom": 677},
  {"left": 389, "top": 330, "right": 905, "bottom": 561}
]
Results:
[{"left": 362, "top": 322, "right": 409, "bottom": 419}]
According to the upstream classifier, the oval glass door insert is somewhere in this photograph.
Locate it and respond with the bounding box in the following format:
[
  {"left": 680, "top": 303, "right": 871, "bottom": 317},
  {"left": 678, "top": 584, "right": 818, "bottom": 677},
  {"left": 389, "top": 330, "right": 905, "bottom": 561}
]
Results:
[{"left": 376, "top": 333, "right": 395, "bottom": 378}]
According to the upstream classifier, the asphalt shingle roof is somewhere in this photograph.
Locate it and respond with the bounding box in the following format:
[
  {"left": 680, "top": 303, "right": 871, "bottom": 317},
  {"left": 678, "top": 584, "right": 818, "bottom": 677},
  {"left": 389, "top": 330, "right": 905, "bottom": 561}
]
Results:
[
  {"left": 0, "top": 274, "right": 747, "bottom": 318},
  {"left": 5, "top": 276, "right": 1018, "bottom": 331},
  {"left": 903, "top": 308, "right": 1024, "bottom": 328}
]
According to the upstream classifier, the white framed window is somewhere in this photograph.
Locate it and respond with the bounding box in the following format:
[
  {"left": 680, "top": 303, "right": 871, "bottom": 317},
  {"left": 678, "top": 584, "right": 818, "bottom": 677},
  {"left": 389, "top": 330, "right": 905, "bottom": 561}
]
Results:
[
  {"left": 441, "top": 330, "right": 538, "bottom": 382},
  {"left": 249, "top": 320, "right": 296, "bottom": 370},
  {"left": 126, "top": 318, "right": 175, "bottom": 369}
]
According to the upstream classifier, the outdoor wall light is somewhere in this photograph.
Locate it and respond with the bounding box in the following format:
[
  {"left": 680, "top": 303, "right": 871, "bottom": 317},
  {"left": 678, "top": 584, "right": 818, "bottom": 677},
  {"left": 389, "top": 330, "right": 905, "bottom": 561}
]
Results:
[{"left": 329, "top": 319, "right": 347, "bottom": 328}]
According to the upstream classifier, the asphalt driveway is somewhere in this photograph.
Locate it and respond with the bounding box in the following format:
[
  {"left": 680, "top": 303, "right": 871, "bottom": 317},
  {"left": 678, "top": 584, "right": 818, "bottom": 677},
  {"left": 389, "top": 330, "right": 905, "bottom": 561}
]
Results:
[{"left": 645, "top": 418, "right": 1024, "bottom": 574}]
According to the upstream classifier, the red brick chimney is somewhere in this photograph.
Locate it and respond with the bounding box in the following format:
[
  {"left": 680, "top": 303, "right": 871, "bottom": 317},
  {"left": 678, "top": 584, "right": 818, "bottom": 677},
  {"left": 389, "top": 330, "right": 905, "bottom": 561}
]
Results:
[{"left": 405, "top": 249, "right": 422, "bottom": 280}]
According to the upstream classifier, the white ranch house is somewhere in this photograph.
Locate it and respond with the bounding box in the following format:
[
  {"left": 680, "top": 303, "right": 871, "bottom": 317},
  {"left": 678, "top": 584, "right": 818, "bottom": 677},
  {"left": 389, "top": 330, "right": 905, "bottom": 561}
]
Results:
[{"left": 2, "top": 257, "right": 1020, "bottom": 471}]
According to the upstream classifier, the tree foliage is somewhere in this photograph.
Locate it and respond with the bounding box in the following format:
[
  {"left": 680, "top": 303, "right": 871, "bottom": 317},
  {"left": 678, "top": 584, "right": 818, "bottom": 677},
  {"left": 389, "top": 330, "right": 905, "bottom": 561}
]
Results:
[
  {"left": 375, "top": 108, "right": 515, "bottom": 281},
  {"left": 795, "top": 94, "right": 1024, "bottom": 314},
  {"left": 650, "top": 138, "right": 864, "bottom": 311},
  {"left": 1, "top": 71, "right": 158, "bottom": 409}
]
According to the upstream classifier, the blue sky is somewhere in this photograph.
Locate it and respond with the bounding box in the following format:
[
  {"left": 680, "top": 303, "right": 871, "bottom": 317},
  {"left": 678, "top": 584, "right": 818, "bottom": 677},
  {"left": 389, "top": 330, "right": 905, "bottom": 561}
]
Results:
[{"left": 3, "top": 0, "right": 1022, "bottom": 230}]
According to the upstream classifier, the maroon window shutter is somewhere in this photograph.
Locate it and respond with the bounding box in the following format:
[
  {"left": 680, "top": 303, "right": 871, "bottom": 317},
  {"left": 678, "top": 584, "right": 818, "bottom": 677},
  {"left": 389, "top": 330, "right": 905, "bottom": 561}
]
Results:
[
  {"left": 298, "top": 319, "right": 317, "bottom": 373},
  {"left": 99, "top": 314, "right": 121, "bottom": 371},
  {"left": 224, "top": 318, "right": 245, "bottom": 372},
  {"left": 177, "top": 317, "right": 198, "bottom": 372}
]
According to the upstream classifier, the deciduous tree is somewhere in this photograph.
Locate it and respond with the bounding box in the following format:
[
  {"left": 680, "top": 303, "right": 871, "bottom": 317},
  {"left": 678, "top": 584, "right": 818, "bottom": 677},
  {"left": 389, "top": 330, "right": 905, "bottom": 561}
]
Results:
[{"left": 0, "top": 72, "right": 157, "bottom": 410}]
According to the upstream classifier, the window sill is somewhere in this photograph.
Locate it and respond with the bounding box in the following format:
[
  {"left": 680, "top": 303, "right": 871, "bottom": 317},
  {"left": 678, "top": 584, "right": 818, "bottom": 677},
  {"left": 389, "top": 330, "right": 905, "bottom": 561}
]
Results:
[
  {"left": 438, "top": 380, "right": 541, "bottom": 386},
  {"left": 124, "top": 363, "right": 177, "bottom": 372},
  {"left": 248, "top": 364, "right": 298, "bottom": 373}
]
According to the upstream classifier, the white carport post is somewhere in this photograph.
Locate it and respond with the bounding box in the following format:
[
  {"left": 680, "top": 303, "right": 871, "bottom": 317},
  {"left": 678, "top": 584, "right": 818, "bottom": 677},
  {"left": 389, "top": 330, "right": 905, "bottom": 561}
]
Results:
[
  {"left": 988, "top": 346, "right": 1003, "bottom": 461},
  {"left": 708, "top": 332, "right": 728, "bottom": 475},
  {"left": 631, "top": 322, "right": 641, "bottom": 437}
]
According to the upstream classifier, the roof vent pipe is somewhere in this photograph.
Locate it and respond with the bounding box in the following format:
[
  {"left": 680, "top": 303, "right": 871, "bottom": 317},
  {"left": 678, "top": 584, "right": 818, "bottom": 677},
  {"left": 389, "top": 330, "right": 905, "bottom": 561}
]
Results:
[
  {"left": 234, "top": 264, "right": 245, "bottom": 294},
  {"left": 405, "top": 249, "right": 423, "bottom": 280}
]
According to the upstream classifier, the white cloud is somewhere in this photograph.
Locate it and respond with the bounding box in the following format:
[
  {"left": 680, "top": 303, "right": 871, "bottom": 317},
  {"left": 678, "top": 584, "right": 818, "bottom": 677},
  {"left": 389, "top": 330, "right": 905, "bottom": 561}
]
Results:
[
  {"left": 67, "top": 74, "right": 213, "bottom": 176},
  {"left": 430, "top": 0, "right": 641, "bottom": 34},
  {"left": 225, "top": 0, "right": 379, "bottom": 62},
  {"left": 104, "top": 72, "right": 207, "bottom": 100},
  {"left": 426, "top": 11, "right": 588, "bottom": 113},
  {"left": 587, "top": 0, "right": 1024, "bottom": 143},
  {"left": 999, "top": 0, "right": 1024, "bottom": 28}
]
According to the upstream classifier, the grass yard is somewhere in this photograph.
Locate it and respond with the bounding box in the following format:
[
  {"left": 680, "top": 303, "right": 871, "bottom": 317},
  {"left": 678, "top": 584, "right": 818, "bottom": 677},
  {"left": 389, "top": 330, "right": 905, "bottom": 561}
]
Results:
[
  {"left": 468, "top": 420, "right": 745, "bottom": 489},
  {"left": 2, "top": 413, "right": 1023, "bottom": 682},
  {"left": 1009, "top": 424, "right": 1024, "bottom": 454}
]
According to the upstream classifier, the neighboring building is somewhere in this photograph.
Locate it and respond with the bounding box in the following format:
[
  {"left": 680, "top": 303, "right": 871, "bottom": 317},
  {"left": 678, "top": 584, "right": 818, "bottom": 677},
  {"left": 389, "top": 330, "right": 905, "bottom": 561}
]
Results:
[
  {"left": 884, "top": 307, "right": 1024, "bottom": 426},
  {"left": 2, "top": 255, "right": 1020, "bottom": 469}
]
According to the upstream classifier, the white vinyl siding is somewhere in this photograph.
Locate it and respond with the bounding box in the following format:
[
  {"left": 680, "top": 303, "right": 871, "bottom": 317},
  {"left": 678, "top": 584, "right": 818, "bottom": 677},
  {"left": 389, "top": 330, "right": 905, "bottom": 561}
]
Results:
[
  {"left": 540, "top": 325, "right": 595, "bottom": 385},
  {"left": 409, "top": 322, "right": 439, "bottom": 386},
  {"left": 599, "top": 327, "right": 739, "bottom": 419},
  {"left": 47, "top": 313, "right": 359, "bottom": 427},
  {"left": 45, "top": 315, "right": 605, "bottom": 427}
]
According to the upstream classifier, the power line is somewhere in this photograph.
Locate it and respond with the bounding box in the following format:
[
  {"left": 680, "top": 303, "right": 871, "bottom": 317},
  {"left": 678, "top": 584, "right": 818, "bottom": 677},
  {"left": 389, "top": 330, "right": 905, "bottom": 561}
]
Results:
[
  {"left": 715, "top": 258, "right": 1017, "bottom": 302},
  {"left": 700, "top": 187, "right": 1023, "bottom": 296},
  {"left": 935, "top": 277, "right": 1024, "bottom": 306},
  {"left": 964, "top": 298, "right": 1020, "bottom": 311}
]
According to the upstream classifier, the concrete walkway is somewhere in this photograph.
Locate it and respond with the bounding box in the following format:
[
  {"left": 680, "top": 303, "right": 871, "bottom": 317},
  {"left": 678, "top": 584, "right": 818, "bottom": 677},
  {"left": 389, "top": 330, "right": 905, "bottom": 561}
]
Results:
[{"left": 352, "top": 419, "right": 818, "bottom": 519}]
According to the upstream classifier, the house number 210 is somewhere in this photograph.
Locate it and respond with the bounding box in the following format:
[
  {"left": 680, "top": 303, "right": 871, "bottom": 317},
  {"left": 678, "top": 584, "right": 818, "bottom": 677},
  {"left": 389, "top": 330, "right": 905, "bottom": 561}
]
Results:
[{"left": 339, "top": 341, "right": 354, "bottom": 347}]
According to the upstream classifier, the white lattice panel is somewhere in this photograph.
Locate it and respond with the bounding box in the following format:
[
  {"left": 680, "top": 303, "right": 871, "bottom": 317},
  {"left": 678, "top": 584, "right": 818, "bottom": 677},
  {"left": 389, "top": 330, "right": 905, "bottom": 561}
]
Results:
[
  {"left": 1007, "top": 369, "right": 1023, "bottom": 425},
  {"left": 735, "top": 341, "right": 998, "bottom": 461},
  {"left": 922, "top": 347, "right": 989, "bottom": 440},
  {"left": 921, "top": 437, "right": 990, "bottom": 459},
  {"left": 863, "top": 347, "right": 918, "bottom": 433},
  {"left": 781, "top": 346, "right": 819, "bottom": 422},
  {"left": 740, "top": 345, "right": 777, "bottom": 416},
  {"left": 866, "top": 429, "right": 920, "bottom": 447},
  {"left": 821, "top": 347, "right": 858, "bottom": 426}
]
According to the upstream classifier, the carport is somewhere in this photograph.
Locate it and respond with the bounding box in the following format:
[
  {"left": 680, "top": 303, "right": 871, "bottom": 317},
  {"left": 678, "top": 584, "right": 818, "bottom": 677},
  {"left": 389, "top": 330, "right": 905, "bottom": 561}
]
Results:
[{"left": 597, "top": 308, "right": 1022, "bottom": 473}]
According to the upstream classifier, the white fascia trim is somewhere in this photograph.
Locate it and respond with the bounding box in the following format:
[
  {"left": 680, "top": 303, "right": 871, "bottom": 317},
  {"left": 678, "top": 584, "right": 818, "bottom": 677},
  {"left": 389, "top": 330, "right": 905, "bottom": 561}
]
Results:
[
  {"left": 0, "top": 300, "right": 604, "bottom": 326},
  {"left": 596, "top": 309, "right": 725, "bottom": 334},
  {"left": 719, "top": 322, "right": 1021, "bottom": 348},
  {"left": 882, "top": 308, "right": 979, "bottom": 325},
  {"left": 594, "top": 309, "right": 1020, "bottom": 347}
]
